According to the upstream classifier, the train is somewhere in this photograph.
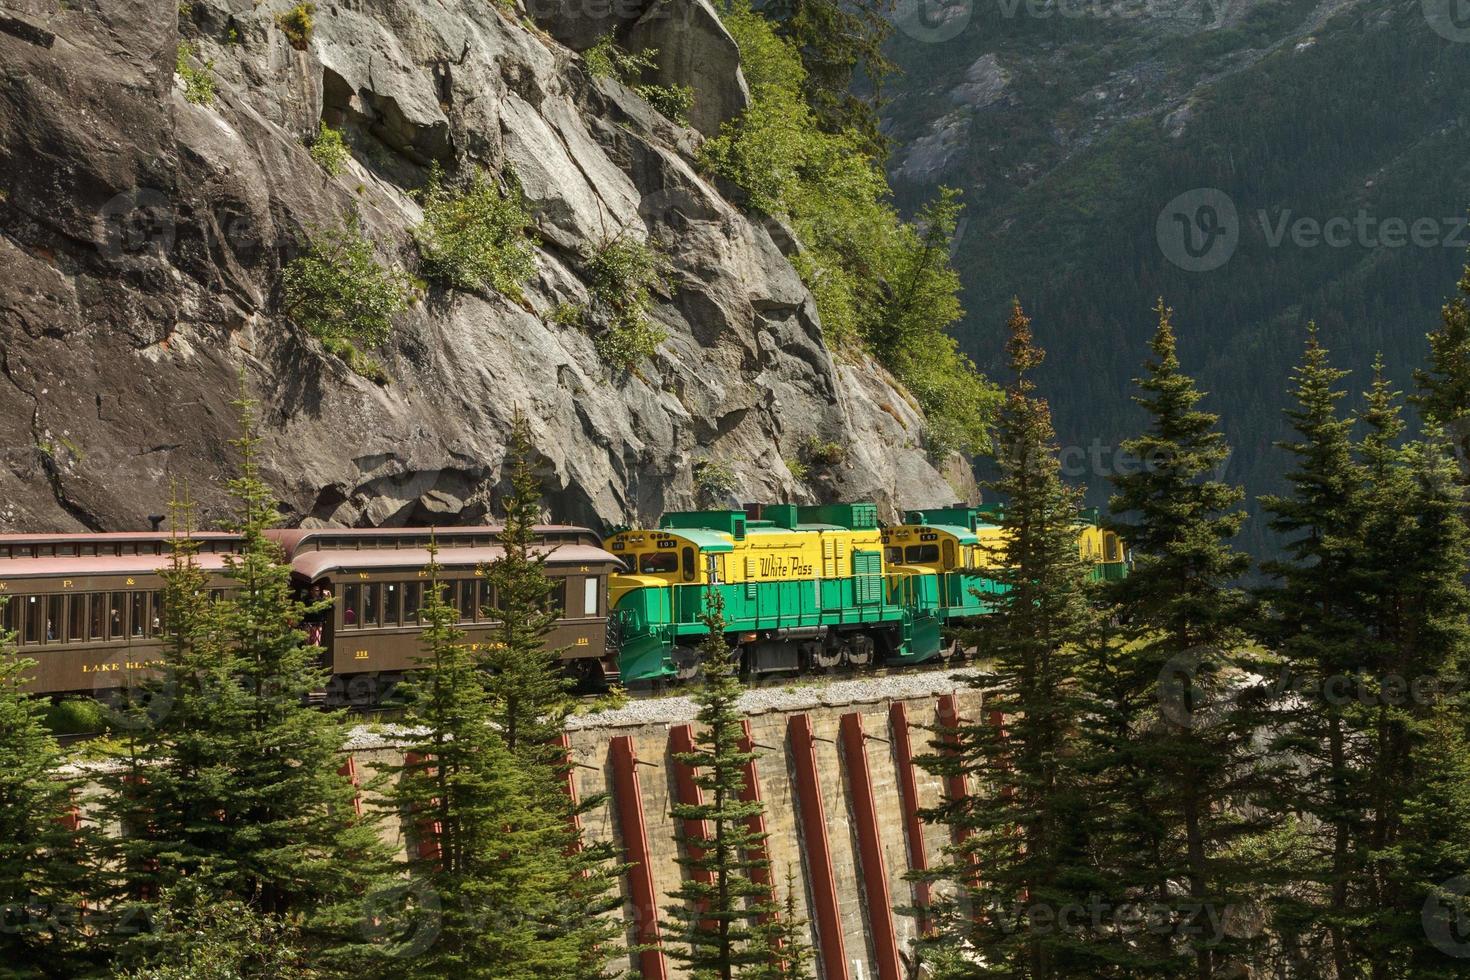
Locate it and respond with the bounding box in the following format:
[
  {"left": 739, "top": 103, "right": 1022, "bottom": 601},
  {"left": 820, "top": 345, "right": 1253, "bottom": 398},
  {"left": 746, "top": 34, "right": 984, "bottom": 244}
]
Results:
[{"left": 0, "top": 503, "right": 1125, "bottom": 700}]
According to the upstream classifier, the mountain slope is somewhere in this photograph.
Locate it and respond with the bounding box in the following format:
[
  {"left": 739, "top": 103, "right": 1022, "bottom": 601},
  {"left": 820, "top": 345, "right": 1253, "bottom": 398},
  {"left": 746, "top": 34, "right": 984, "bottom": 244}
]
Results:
[{"left": 884, "top": 0, "right": 1470, "bottom": 553}]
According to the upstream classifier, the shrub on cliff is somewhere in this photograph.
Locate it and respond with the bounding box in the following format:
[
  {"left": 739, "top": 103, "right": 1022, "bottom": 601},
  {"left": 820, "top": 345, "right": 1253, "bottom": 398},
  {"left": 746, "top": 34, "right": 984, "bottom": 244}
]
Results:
[
  {"left": 701, "top": 3, "right": 997, "bottom": 456},
  {"left": 413, "top": 166, "right": 537, "bottom": 301},
  {"left": 282, "top": 214, "right": 414, "bottom": 381},
  {"left": 306, "top": 123, "right": 349, "bottom": 176},
  {"left": 568, "top": 233, "right": 669, "bottom": 372},
  {"left": 275, "top": 2, "right": 314, "bottom": 50},
  {"left": 174, "top": 42, "right": 215, "bottom": 106},
  {"left": 583, "top": 34, "right": 693, "bottom": 125}
]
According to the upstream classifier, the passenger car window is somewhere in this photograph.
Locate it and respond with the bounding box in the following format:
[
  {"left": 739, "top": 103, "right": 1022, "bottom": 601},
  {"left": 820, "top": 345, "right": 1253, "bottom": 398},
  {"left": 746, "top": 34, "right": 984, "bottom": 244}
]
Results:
[{"left": 584, "top": 578, "right": 599, "bottom": 616}]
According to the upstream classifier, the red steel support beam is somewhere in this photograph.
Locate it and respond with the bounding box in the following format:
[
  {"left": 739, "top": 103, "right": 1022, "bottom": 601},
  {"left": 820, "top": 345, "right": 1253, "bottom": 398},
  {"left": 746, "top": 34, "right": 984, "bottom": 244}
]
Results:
[
  {"left": 936, "top": 693, "right": 982, "bottom": 902},
  {"left": 788, "top": 713, "right": 849, "bottom": 980},
  {"left": 840, "top": 712, "right": 903, "bottom": 980},
  {"left": 738, "top": 720, "right": 775, "bottom": 887},
  {"left": 738, "top": 719, "right": 780, "bottom": 932},
  {"left": 557, "top": 732, "right": 588, "bottom": 865},
  {"left": 669, "top": 724, "right": 713, "bottom": 885},
  {"left": 935, "top": 694, "right": 970, "bottom": 845},
  {"left": 610, "top": 736, "right": 668, "bottom": 980},
  {"left": 888, "top": 702, "right": 931, "bottom": 923}
]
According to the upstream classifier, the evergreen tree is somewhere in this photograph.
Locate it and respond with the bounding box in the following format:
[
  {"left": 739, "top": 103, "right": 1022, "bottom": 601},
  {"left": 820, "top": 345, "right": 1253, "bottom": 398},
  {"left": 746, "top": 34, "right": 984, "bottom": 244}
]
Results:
[
  {"left": 1254, "top": 328, "right": 1371, "bottom": 975},
  {"left": 666, "top": 589, "right": 776, "bottom": 978},
  {"left": 916, "top": 300, "right": 1101, "bottom": 978},
  {"left": 1355, "top": 427, "right": 1470, "bottom": 974},
  {"left": 101, "top": 402, "right": 388, "bottom": 968},
  {"left": 389, "top": 541, "right": 590, "bottom": 978},
  {"left": 476, "top": 411, "right": 622, "bottom": 974},
  {"left": 1097, "top": 299, "right": 1263, "bottom": 977},
  {"left": 1411, "top": 255, "right": 1470, "bottom": 473},
  {"left": 0, "top": 606, "right": 95, "bottom": 978},
  {"left": 484, "top": 412, "right": 574, "bottom": 759},
  {"left": 113, "top": 881, "right": 318, "bottom": 980},
  {"left": 748, "top": 867, "right": 814, "bottom": 980}
]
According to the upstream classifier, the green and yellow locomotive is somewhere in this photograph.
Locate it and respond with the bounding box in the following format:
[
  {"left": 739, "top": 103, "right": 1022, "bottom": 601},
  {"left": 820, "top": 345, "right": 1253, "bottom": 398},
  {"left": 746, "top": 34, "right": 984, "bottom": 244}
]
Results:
[{"left": 604, "top": 502, "right": 1128, "bottom": 684}]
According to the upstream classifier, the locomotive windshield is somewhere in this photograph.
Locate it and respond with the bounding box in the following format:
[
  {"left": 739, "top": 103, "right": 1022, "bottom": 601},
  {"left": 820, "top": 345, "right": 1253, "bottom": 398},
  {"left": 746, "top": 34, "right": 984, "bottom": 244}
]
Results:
[{"left": 639, "top": 552, "right": 679, "bottom": 574}]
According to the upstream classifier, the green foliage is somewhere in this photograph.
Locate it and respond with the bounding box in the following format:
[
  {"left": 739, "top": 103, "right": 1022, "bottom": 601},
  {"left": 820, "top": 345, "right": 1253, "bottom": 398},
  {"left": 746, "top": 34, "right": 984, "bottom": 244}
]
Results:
[
  {"left": 0, "top": 624, "right": 94, "bottom": 977},
  {"left": 95, "top": 410, "right": 390, "bottom": 972},
  {"left": 578, "top": 234, "right": 670, "bottom": 371},
  {"left": 747, "top": 867, "right": 815, "bottom": 980},
  {"left": 1086, "top": 300, "right": 1266, "bottom": 975},
  {"left": 414, "top": 166, "right": 537, "bottom": 300},
  {"left": 307, "top": 123, "right": 349, "bottom": 176},
  {"left": 783, "top": 456, "right": 808, "bottom": 484},
  {"left": 281, "top": 214, "right": 414, "bottom": 373},
  {"left": 583, "top": 33, "right": 657, "bottom": 82},
  {"left": 389, "top": 543, "right": 579, "bottom": 978},
  {"left": 704, "top": 5, "right": 995, "bottom": 455},
  {"left": 665, "top": 589, "right": 779, "bottom": 975},
  {"left": 472, "top": 412, "right": 625, "bottom": 972},
  {"left": 636, "top": 83, "right": 693, "bottom": 124},
  {"left": 113, "top": 883, "right": 318, "bottom": 979},
  {"left": 1257, "top": 332, "right": 1470, "bottom": 974},
  {"left": 1412, "top": 257, "right": 1470, "bottom": 475},
  {"left": 753, "top": 0, "right": 893, "bottom": 152},
  {"left": 800, "top": 436, "right": 845, "bottom": 467},
  {"left": 548, "top": 301, "right": 584, "bottom": 328},
  {"left": 582, "top": 34, "right": 695, "bottom": 123},
  {"left": 694, "top": 459, "right": 737, "bottom": 505},
  {"left": 42, "top": 696, "right": 108, "bottom": 736},
  {"left": 174, "top": 42, "right": 215, "bottom": 106},
  {"left": 275, "top": 2, "right": 314, "bottom": 50},
  {"left": 914, "top": 303, "right": 1102, "bottom": 975}
]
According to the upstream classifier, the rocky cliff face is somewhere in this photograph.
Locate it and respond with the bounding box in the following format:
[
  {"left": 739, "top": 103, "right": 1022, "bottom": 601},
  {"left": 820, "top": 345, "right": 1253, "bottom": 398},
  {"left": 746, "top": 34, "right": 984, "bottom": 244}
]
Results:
[{"left": 0, "top": 0, "right": 972, "bottom": 533}]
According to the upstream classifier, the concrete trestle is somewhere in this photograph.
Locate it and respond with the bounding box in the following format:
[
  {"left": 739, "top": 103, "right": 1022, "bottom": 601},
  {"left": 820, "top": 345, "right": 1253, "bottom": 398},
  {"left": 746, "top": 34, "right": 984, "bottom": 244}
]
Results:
[{"left": 560, "top": 686, "right": 986, "bottom": 979}]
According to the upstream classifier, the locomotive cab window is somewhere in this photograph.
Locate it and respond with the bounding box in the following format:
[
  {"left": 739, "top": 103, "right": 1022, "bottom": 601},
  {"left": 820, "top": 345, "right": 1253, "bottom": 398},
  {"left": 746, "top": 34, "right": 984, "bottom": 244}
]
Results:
[
  {"left": 681, "top": 547, "right": 696, "bottom": 582},
  {"left": 885, "top": 546, "right": 903, "bottom": 564},
  {"left": 905, "top": 544, "right": 940, "bottom": 563},
  {"left": 639, "top": 552, "right": 679, "bottom": 574}
]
